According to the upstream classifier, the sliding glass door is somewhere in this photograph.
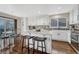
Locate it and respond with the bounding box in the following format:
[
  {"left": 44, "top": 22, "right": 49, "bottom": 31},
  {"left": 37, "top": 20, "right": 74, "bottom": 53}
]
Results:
[
  {"left": 0, "top": 17, "right": 16, "bottom": 38},
  {"left": 0, "top": 17, "right": 16, "bottom": 50},
  {"left": 0, "top": 17, "right": 6, "bottom": 49},
  {"left": 0, "top": 17, "right": 5, "bottom": 38},
  {"left": 0, "top": 17, "right": 15, "bottom": 39},
  {"left": 6, "top": 19, "right": 15, "bottom": 36}
]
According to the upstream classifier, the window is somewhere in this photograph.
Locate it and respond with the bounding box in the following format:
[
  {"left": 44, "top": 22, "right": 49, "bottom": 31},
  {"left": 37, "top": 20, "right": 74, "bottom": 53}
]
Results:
[
  {"left": 51, "top": 19, "right": 58, "bottom": 28},
  {"left": 6, "top": 19, "right": 15, "bottom": 36},
  {"left": 59, "top": 18, "right": 66, "bottom": 27},
  {"left": 0, "top": 17, "right": 16, "bottom": 38},
  {"left": 50, "top": 17, "right": 67, "bottom": 28},
  {"left": 0, "top": 17, "right": 5, "bottom": 37}
]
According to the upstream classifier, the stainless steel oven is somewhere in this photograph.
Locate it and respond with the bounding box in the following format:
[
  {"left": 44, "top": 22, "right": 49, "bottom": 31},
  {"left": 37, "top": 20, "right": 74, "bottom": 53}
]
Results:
[{"left": 71, "top": 31, "right": 79, "bottom": 53}]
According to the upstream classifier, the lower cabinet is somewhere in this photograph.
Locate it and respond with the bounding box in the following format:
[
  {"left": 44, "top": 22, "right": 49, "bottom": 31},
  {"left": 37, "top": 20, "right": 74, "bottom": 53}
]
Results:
[{"left": 52, "top": 30, "right": 71, "bottom": 42}]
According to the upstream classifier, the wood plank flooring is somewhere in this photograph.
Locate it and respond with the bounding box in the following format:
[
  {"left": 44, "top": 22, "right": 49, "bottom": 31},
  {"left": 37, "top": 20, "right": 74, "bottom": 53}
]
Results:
[{"left": 52, "top": 40, "right": 76, "bottom": 54}]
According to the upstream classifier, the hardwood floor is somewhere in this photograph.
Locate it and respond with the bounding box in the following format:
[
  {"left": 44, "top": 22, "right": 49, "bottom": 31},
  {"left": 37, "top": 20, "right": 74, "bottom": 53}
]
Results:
[
  {"left": 0, "top": 40, "right": 77, "bottom": 54},
  {"left": 52, "top": 40, "right": 76, "bottom": 54}
]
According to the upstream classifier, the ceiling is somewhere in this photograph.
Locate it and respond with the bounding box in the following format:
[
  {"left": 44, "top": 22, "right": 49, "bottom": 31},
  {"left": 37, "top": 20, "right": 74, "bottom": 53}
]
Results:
[{"left": 0, "top": 4, "right": 77, "bottom": 17}]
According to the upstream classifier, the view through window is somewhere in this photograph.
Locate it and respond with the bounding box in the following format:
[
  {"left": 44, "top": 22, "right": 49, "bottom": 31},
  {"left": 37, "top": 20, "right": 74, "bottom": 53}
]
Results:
[{"left": 0, "top": 17, "right": 15, "bottom": 37}]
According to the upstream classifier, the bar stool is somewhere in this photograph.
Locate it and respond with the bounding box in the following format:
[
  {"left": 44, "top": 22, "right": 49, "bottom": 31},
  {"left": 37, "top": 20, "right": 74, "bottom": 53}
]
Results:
[
  {"left": 1, "top": 36, "right": 9, "bottom": 54},
  {"left": 12, "top": 34, "right": 23, "bottom": 54},
  {"left": 33, "top": 37, "right": 47, "bottom": 54},
  {"left": 9, "top": 34, "right": 17, "bottom": 54},
  {"left": 22, "top": 35, "right": 34, "bottom": 54}
]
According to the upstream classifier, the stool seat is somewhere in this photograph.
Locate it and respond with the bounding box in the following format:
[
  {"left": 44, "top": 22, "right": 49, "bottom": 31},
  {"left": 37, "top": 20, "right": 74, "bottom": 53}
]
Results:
[
  {"left": 33, "top": 37, "right": 46, "bottom": 41},
  {"left": 33, "top": 36, "right": 47, "bottom": 54},
  {"left": 1, "top": 36, "right": 9, "bottom": 39}
]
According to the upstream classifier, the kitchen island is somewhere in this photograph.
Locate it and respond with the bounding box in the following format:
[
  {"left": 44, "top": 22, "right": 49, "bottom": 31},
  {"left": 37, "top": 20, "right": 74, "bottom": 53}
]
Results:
[{"left": 21, "top": 30, "right": 52, "bottom": 53}]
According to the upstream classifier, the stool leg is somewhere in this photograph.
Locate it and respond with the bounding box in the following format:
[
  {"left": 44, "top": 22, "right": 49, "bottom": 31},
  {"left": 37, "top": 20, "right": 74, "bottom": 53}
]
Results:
[
  {"left": 3, "top": 39, "right": 5, "bottom": 54},
  {"left": 33, "top": 40, "right": 35, "bottom": 54},
  {"left": 9, "top": 38, "right": 10, "bottom": 54},
  {"left": 22, "top": 37, "right": 24, "bottom": 53},
  {"left": 41, "top": 42, "right": 43, "bottom": 53},
  {"left": 37, "top": 41, "right": 38, "bottom": 53},
  {"left": 44, "top": 40, "right": 46, "bottom": 53},
  {"left": 28, "top": 39, "right": 29, "bottom": 54},
  {"left": 0, "top": 43, "right": 2, "bottom": 53}
]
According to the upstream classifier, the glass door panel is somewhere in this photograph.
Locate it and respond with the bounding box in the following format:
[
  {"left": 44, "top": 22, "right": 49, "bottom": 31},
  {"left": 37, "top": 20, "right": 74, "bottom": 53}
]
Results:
[
  {"left": 0, "top": 17, "right": 5, "bottom": 38},
  {"left": 6, "top": 19, "right": 15, "bottom": 36},
  {"left": 0, "top": 17, "right": 5, "bottom": 49},
  {"left": 0, "top": 17, "right": 15, "bottom": 48},
  {"left": 6, "top": 19, "right": 15, "bottom": 45}
]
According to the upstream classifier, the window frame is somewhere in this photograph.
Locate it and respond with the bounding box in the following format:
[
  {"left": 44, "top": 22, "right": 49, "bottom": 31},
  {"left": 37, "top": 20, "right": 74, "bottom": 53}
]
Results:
[{"left": 50, "top": 17, "right": 68, "bottom": 29}]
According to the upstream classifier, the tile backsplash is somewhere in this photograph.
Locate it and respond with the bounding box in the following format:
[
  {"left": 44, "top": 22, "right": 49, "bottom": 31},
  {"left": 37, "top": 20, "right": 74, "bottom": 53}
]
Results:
[{"left": 28, "top": 25, "right": 50, "bottom": 31}]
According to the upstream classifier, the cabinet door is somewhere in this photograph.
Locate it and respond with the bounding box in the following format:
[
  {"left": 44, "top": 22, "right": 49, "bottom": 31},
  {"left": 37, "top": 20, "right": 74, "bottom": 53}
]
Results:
[
  {"left": 52, "top": 31, "right": 57, "bottom": 39},
  {"left": 28, "top": 17, "right": 37, "bottom": 25},
  {"left": 52, "top": 31, "right": 68, "bottom": 42},
  {"left": 57, "top": 32, "right": 67, "bottom": 41},
  {"left": 73, "top": 9, "right": 78, "bottom": 24},
  {"left": 37, "top": 16, "right": 49, "bottom": 25},
  {"left": 69, "top": 6, "right": 78, "bottom": 24},
  {"left": 42, "top": 17, "right": 50, "bottom": 25},
  {"left": 69, "top": 10, "right": 74, "bottom": 24}
]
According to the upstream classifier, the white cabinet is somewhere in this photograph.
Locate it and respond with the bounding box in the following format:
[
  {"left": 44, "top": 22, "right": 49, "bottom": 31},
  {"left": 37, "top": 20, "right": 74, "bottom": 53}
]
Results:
[
  {"left": 52, "top": 30, "right": 71, "bottom": 42},
  {"left": 69, "top": 10, "right": 74, "bottom": 24},
  {"left": 28, "top": 15, "right": 50, "bottom": 26},
  {"left": 69, "top": 5, "right": 79, "bottom": 24},
  {"left": 69, "top": 10, "right": 78, "bottom": 24},
  {"left": 40, "top": 16, "right": 50, "bottom": 25},
  {"left": 28, "top": 17, "right": 37, "bottom": 25}
]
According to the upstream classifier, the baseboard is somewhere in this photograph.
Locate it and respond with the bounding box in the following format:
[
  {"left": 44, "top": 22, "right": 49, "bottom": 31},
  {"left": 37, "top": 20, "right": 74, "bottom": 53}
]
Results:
[{"left": 52, "top": 40, "right": 69, "bottom": 43}]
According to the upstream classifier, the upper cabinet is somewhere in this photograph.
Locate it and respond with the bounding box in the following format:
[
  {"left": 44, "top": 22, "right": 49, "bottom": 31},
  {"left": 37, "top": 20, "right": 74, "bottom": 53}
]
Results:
[
  {"left": 28, "top": 15, "right": 50, "bottom": 26},
  {"left": 69, "top": 5, "right": 79, "bottom": 24}
]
